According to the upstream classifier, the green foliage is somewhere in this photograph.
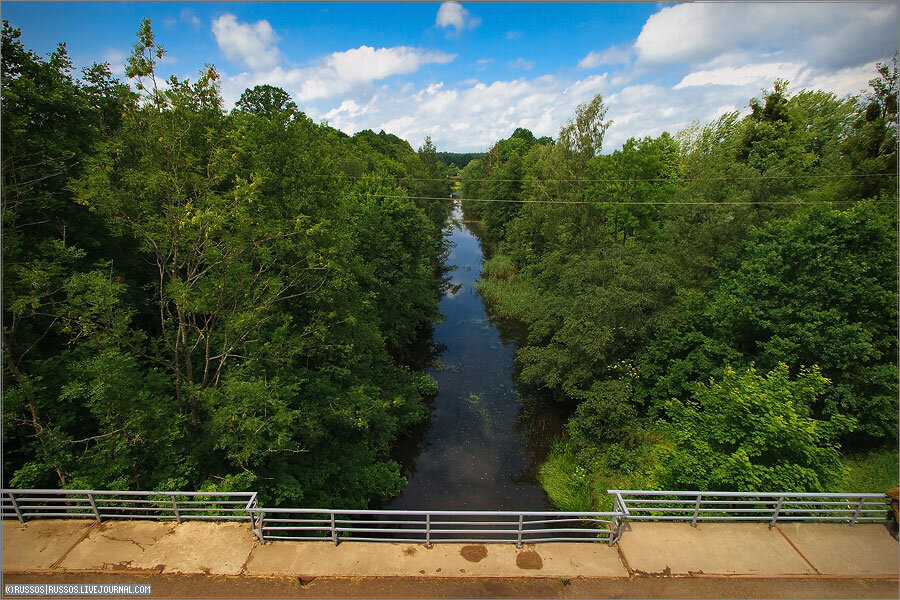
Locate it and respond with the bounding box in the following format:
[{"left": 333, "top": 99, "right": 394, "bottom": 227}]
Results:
[
  {"left": 466, "top": 75, "right": 897, "bottom": 500},
  {"left": 840, "top": 449, "right": 899, "bottom": 493},
  {"left": 235, "top": 84, "right": 299, "bottom": 118},
  {"left": 2, "top": 21, "right": 447, "bottom": 508},
  {"left": 537, "top": 440, "right": 594, "bottom": 512},
  {"left": 660, "top": 365, "right": 848, "bottom": 492}
]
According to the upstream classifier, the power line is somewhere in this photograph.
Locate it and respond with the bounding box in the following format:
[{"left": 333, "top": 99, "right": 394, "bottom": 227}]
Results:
[
  {"left": 322, "top": 172, "right": 896, "bottom": 183},
  {"left": 361, "top": 195, "right": 898, "bottom": 206}
]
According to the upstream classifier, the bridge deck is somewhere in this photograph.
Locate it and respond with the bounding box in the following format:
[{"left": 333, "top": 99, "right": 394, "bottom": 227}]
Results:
[{"left": 2, "top": 519, "right": 897, "bottom": 579}]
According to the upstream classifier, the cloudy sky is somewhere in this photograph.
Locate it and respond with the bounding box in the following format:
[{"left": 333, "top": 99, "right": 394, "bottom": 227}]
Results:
[{"left": 5, "top": 1, "right": 898, "bottom": 152}]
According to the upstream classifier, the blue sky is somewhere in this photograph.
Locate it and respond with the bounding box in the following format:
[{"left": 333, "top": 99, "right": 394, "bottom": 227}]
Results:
[{"left": 4, "top": 2, "right": 898, "bottom": 152}]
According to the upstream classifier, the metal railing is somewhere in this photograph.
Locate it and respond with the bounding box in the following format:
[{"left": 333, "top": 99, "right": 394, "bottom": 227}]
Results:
[
  {"left": 2, "top": 488, "right": 889, "bottom": 546},
  {"left": 254, "top": 508, "right": 621, "bottom": 547},
  {"left": 609, "top": 490, "right": 892, "bottom": 527},
  {"left": 1, "top": 489, "right": 257, "bottom": 526}
]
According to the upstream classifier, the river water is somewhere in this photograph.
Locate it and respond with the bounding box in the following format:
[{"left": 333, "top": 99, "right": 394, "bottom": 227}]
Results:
[{"left": 386, "top": 205, "right": 566, "bottom": 511}]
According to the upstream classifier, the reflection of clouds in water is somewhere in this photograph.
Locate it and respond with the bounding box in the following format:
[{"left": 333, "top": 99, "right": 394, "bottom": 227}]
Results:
[{"left": 444, "top": 280, "right": 464, "bottom": 298}]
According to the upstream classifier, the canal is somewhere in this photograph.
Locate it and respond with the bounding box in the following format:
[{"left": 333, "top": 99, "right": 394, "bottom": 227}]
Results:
[{"left": 386, "top": 203, "right": 567, "bottom": 511}]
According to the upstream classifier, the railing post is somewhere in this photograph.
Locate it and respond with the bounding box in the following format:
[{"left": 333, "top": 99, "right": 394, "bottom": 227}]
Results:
[
  {"left": 330, "top": 513, "right": 338, "bottom": 545},
  {"left": 516, "top": 515, "right": 524, "bottom": 548},
  {"left": 850, "top": 496, "right": 866, "bottom": 526},
  {"left": 87, "top": 492, "right": 102, "bottom": 523},
  {"left": 257, "top": 509, "right": 266, "bottom": 544},
  {"left": 8, "top": 492, "right": 24, "bottom": 523},
  {"left": 425, "top": 514, "right": 432, "bottom": 548},
  {"left": 691, "top": 494, "right": 702, "bottom": 527},
  {"left": 609, "top": 496, "right": 620, "bottom": 546},
  {"left": 770, "top": 495, "right": 784, "bottom": 528},
  {"left": 170, "top": 495, "right": 182, "bottom": 524}
]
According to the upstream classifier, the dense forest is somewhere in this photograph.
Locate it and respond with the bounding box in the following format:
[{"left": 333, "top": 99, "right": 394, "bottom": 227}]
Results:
[
  {"left": 1, "top": 20, "right": 452, "bottom": 507},
  {"left": 462, "top": 65, "right": 899, "bottom": 508}
]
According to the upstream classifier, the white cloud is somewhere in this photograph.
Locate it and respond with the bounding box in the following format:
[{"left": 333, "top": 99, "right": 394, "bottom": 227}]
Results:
[
  {"left": 102, "top": 48, "right": 126, "bottom": 75},
  {"left": 205, "top": 1, "right": 896, "bottom": 154},
  {"left": 579, "top": 44, "right": 633, "bottom": 69},
  {"left": 295, "top": 46, "right": 455, "bottom": 101},
  {"left": 435, "top": 2, "right": 481, "bottom": 36},
  {"left": 793, "top": 62, "right": 882, "bottom": 98},
  {"left": 505, "top": 30, "right": 523, "bottom": 40},
  {"left": 212, "top": 14, "right": 281, "bottom": 71},
  {"left": 674, "top": 62, "right": 805, "bottom": 89},
  {"left": 218, "top": 45, "right": 455, "bottom": 106},
  {"left": 180, "top": 8, "right": 201, "bottom": 28},
  {"left": 476, "top": 58, "right": 494, "bottom": 71},
  {"left": 508, "top": 58, "right": 534, "bottom": 71},
  {"left": 635, "top": 2, "right": 897, "bottom": 70}
]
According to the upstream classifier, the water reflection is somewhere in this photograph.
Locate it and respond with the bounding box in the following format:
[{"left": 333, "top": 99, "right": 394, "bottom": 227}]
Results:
[{"left": 386, "top": 204, "right": 567, "bottom": 511}]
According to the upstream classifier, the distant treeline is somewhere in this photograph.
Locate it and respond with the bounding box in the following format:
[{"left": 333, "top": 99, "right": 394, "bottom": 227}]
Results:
[
  {"left": 462, "top": 67, "right": 899, "bottom": 507},
  {"left": 436, "top": 152, "right": 486, "bottom": 169}
]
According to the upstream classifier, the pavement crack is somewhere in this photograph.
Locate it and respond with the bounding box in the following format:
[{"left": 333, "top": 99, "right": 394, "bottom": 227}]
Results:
[
  {"left": 775, "top": 525, "right": 820, "bottom": 575},
  {"left": 50, "top": 522, "right": 97, "bottom": 569},
  {"left": 100, "top": 534, "right": 146, "bottom": 551},
  {"left": 615, "top": 542, "right": 635, "bottom": 579}
]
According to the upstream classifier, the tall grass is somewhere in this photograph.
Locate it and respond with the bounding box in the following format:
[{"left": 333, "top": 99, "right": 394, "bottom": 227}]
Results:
[{"left": 840, "top": 447, "right": 899, "bottom": 493}]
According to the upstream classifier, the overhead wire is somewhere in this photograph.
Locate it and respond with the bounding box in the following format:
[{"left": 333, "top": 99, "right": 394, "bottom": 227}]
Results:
[
  {"left": 357, "top": 194, "right": 897, "bottom": 206},
  {"left": 309, "top": 172, "right": 896, "bottom": 183}
]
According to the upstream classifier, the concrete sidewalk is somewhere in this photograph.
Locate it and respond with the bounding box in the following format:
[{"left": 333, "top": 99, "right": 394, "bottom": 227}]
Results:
[{"left": 1, "top": 519, "right": 897, "bottom": 579}]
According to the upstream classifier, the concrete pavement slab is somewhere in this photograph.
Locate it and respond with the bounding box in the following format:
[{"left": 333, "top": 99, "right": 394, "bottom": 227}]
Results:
[
  {"left": 244, "top": 541, "right": 628, "bottom": 578},
  {"left": 59, "top": 520, "right": 176, "bottom": 571},
  {"left": 617, "top": 522, "right": 814, "bottom": 575},
  {"left": 1, "top": 519, "right": 95, "bottom": 570},
  {"left": 130, "top": 521, "right": 258, "bottom": 575},
  {"left": 777, "top": 523, "right": 899, "bottom": 575}
]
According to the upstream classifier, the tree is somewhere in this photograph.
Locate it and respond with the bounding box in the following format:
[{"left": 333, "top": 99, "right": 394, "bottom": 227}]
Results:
[
  {"left": 558, "top": 93, "right": 611, "bottom": 161},
  {"left": 235, "top": 84, "right": 299, "bottom": 119},
  {"left": 660, "top": 364, "right": 847, "bottom": 492},
  {"left": 640, "top": 202, "right": 898, "bottom": 444}
]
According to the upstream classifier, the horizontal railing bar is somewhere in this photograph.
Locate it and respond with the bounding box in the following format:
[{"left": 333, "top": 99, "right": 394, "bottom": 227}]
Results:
[
  {"left": 427, "top": 528, "right": 517, "bottom": 535},
  {"left": 176, "top": 515, "right": 253, "bottom": 521},
  {"left": 624, "top": 507, "right": 697, "bottom": 513},
  {"left": 778, "top": 508, "right": 863, "bottom": 513},
  {"left": 522, "top": 528, "right": 612, "bottom": 534},
  {"left": 14, "top": 498, "right": 94, "bottom": 504},
  {"left": 779, "top": 500, "right": 881, "bottom": 507},
  {"left": 158, "top": 500, "right": 249, "bottom": 506},
  {"left": 428, "top": 520, "right": 517, "bottom": 526},
  {"left": 90, "top": 506, "right": 173, "bottom": 513},
  {"left": 523, "top": 518, "right": 613, "bottom": 525},
  {"left": 19, "top": 502, "right": 92, "bottom": 511},
  {"left": 263, "top": 535, "right": 332, "bottom": 541},
  {"left": 12, "top": 512, "right": 97, "bottom": 518},
  {"left": 2, "top": 489, "right": 254, "bottom": 497},
  {"left": 334, "top": 519, "right": 427, "bottom": 525},
  {"left": 611, "top": 490, "right": 887, "bottom": 499},
  {"left": 261, "top": 518, "right": 330, "bottom": 524},
  {"left": 162, "top": 507, "right": 249, "bottom": 513},
  {"left": 334, "top": 537, "right": 429, "bottom": 543},
  {"left": 96, "top": 514, "right": 177, "bottom": 520},
  {"left": 251, "top": 508, "right": 619, "bottom": 517},
  {"left": 263, "top": 525, "right": 336, "bottom": 533},
  {"left": 521, "top": 537, "right": 610, "bottom": 543}
]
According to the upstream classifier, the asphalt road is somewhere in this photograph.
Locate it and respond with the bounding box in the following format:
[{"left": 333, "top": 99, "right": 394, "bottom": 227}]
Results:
[{"left": 2, "top": 571, "right": 898, "bottom": 599}]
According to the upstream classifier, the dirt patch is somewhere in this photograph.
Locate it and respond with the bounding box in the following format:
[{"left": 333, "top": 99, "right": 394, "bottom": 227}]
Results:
[
  {"left": 403, "top": 546, "right": 416, "bottom": 556},
  {"left": 460, "top": 545, "right": 488, "bottom": 563},
  {"left": 516, "top": 551, "right": 543, "bottom": 570}
]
